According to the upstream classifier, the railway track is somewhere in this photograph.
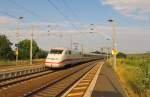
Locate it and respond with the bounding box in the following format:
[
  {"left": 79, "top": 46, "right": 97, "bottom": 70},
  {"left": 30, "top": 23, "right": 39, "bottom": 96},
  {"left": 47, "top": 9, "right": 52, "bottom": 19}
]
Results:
[
  {"left": 0, "top": 70, "right": 53, "bottom": 88},
  {"left": 26, "top": 61, "right": 99, "bottom": 97},
  {"left": 0, "top": 65, "right": 47, "bottom": 81},
  {"left": 0, "top": 59, "right": 44, "bottom": 70},
  {"left": 0, "top": 60, "right": 101, "bottom": 97},
  {"left": 64, "top": 62, "right": 102, "bottom": 97}
]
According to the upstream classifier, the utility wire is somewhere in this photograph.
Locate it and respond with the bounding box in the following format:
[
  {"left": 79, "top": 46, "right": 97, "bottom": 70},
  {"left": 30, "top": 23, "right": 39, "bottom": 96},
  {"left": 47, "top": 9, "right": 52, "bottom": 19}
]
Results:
[
  {"left": 47, "top": 0, "right": 79, "bottom": 31},
  {"left": 0, "top": 10, "right": 17, "bottom": 19},
  {"left": 7, "top": 0, "right": 44, "bottom": 20},
  {"left": 62, "top": 0, "right": 84, "bottom": 34},
  {"left": 62, "top": 0, "right": 81, "bottom": 23}
]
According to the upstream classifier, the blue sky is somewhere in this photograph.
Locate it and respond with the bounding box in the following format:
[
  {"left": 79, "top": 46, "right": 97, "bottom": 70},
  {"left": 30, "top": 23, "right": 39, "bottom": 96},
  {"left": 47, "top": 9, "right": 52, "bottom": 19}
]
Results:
[
  {"left": 0, "top": 0, "right": 150, "bottom": 53},
  {"left": 0, "top": 0, "right": 149, "bottom": 26}
]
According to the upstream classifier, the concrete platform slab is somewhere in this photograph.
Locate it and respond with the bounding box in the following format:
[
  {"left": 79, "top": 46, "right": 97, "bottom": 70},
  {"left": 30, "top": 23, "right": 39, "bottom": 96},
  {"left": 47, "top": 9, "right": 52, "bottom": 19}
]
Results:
[{"left": 91, "top": 64, "right": 127, "bottom": 97}]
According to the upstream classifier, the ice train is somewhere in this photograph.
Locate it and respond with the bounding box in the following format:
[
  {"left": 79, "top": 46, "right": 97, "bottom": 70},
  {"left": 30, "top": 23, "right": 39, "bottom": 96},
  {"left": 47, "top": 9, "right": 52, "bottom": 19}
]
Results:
[{"left": 45, "top": 48, "right": 103, "bottom": 68}]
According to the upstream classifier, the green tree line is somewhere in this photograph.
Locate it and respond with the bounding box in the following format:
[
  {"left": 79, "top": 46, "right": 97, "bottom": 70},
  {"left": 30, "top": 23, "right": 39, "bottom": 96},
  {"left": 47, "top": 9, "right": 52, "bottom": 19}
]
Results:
[{"left": 0, "top": 34, "right": 48, "bottom": 60}]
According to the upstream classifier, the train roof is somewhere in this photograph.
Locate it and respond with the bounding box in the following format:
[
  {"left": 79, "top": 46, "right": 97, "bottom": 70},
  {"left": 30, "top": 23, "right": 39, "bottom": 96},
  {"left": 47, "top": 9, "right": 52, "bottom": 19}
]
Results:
[
  {"left": 51, "top": 47, "right": 71, "bottom": 51},
  {"left": 50, "top": 48, "right": 82, "bottom": 53}
]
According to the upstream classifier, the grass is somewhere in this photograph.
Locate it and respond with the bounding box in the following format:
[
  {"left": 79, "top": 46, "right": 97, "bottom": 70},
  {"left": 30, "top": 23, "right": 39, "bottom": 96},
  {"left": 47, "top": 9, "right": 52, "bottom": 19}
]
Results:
[
  {"left": 114, "top": 55, "right": 150, "bottom": 97},
  {"left": 0, "top": 59, "right": 45, "bottom": 67},
  {"left": 117, "top": 58, "right": 140, "bottom": 97},
  {"left": 0, "top": 60, "right": 16, "bottom": 66}
]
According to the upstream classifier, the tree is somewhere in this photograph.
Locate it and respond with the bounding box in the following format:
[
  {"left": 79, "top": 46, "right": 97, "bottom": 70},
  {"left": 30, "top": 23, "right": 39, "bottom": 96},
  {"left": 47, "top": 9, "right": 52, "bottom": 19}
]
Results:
[
  {"left": 0, "top": 35, "right": 15, "bottom": 60},
  {"left": 35, "top": 49, "right": 48, "bottom": 59},
  {"left": 91, "top": 51, "right": 101, "bottom": 54},
  {"left": 117, "top": 52, "right": 127, "bottom": 58},
  {"left": 18, "top": 39, "right": 40, "bottom": 59},
  {"left": 18, "top": 39, "right": 48, "bottom": 59}
]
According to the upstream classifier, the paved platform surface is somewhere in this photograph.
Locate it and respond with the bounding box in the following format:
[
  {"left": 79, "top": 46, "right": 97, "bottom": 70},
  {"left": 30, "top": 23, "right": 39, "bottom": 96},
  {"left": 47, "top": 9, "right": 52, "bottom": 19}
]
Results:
[{"left": 91, "top": 64, "right": 127, "bottom": 97}]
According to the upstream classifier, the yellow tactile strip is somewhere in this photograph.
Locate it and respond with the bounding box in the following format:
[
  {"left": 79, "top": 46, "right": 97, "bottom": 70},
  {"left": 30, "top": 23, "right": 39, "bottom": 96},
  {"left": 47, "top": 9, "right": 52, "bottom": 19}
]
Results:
[{"left": 65, "top": 64, "right": 100, "bottom": 97}]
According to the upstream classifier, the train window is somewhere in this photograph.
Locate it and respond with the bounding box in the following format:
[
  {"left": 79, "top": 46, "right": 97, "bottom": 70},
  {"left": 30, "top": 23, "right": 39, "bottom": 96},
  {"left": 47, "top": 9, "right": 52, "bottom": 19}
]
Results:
[
  {"left": 50, "top": 49, "right": 63, "bottom": 54},
  {"left": 79, "top": 52, "right": 82, "bottom": 55},
  {"left": 65, "top": 51, "right": 69, "bottom": 54},
  {"left": 68, "top": 50, "right": 71, "bottom": 54},
  {"left": 65, "top": 51, "right": 68, "bottom": 54}
]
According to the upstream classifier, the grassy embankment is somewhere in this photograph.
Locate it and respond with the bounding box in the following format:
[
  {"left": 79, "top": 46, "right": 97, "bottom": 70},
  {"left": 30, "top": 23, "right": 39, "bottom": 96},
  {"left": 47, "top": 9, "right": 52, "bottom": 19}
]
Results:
[
  {"left": 0, "top": 59, "right": 45, "bottom": 67},
  {"left": 113, "top": 54, "right": 150, "bottom": 97}
]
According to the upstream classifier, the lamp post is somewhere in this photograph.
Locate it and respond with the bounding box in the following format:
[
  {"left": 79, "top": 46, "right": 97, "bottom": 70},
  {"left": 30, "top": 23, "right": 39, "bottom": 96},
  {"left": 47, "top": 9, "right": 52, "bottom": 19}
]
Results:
[
  {"left": 16, "top": 16, "right": 23, "bottom": 65},
  {"left": 106, "top": 38, "right": 111, "bottom": 61},
  {"left": 81, "top": 44, "right": 84, "bottom": 55},
  {"left": 90, "top": 24, "right": 110, "bottom": 59},
  {"left": 108, "top": 19, "right": 117, "bottom": 71},
  {"left": 70, "top": 34, "right": 73, "bottom": 49},
  {"left": 30, "top": 26, "right": 33, "bottom": 65}
]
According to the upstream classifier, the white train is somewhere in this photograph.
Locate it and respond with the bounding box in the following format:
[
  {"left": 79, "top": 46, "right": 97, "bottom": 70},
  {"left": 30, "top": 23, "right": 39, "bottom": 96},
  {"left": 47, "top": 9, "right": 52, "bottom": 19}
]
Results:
[{"left": 45, "top": 48, "right": 102, "bottom": 68}]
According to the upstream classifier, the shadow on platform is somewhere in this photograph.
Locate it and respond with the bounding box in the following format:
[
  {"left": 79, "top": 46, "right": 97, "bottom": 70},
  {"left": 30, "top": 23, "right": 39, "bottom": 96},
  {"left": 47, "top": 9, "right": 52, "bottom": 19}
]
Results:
[{"left": 92, "top": 91, "right": 124, "bottom": 97}]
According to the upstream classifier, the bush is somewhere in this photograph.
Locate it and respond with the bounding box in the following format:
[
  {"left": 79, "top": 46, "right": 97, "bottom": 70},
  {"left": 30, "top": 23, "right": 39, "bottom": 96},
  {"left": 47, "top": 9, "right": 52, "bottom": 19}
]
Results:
[
  {"left": 18, "top": 39, "right": 48, "bottom": 59},
  {"left": 117, "top": 52, "right": 127, "bottom": 58},
  {"left": 35, "top": 49, "right": 48, "bottom": 59},
  {"left": 0, "top": 35, "right": 15, "bottom": 60}
]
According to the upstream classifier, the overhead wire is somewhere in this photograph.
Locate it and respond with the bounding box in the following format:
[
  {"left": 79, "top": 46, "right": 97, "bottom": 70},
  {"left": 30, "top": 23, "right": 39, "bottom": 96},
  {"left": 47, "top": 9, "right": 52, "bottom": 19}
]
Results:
[
  {"left": 0, "top": 0, "right": 81, "bottom": 38},
  {"left": 6, "top": 0, "right": 47, "bottom": 21},
  {"left": 47, "top": 0, "right": 79, "bottom": 31},
  {"left": 0, "top": 10, "right": 17, "bottom": 19},
  {"left": 62, "top": 0, "right": 91, "bottom": 34},
  {"left": 2, "top": 0, "right": 53, "bottom": 38},
  {"left": 62, "top": 0, "right": 81, "bottom": 24}
]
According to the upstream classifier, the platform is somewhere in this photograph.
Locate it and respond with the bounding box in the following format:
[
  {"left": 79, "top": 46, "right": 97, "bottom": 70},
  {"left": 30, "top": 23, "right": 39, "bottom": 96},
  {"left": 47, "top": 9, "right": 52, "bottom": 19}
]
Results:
[{"left": 91, "top": 63, "right": 127, "bottom": 97}]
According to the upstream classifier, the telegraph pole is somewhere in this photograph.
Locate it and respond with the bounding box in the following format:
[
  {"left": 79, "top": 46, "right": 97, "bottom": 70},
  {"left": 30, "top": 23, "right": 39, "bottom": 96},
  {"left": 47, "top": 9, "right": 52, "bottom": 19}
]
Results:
[
  {"left": 70, "top": 34, "right": 73, "bottom": 49},
  {"left": 81, "top": 44, "right": 84, "bottom": 54},
  {"left": 16, "top": 22, "right": 19, "bottom": 65},
  {"left": 30, "top": 26, "right": 33, "bottom": 65},
  {"left": 16, "top": 17, "right": 23, "bottom": 65},
  {"left": 108, "top": 19, "right": 117, "bottom": 71},
  {"left": 106, "top": 47, "right": 109, "bottom": 61}
]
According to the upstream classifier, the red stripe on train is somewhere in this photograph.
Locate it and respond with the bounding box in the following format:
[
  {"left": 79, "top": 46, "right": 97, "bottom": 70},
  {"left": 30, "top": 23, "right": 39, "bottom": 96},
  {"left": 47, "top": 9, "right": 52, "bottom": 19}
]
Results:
[{"left": 45, "top": 58, "right": 82, "bottom": 64}]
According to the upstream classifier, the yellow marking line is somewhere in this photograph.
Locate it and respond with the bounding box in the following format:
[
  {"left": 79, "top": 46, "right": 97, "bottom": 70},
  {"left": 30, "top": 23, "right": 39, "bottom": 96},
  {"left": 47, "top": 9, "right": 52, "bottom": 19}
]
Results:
[
  {"left": 82, "top": 78, "right": 91, "bottom": 80},
  {"left": 86, "top": 74, "right": 94, "bottom": 77},
  {"left": 73, "top": 86, "right": 87, "bottom": 90},
  {"left": 83, "top": 62, "right": 104, "bottom": 97},
  {"left": 77, "top": 82, "right": 89, "bottom": 86},
  {"left": 85, "top": 76, "right": 92, "bottom": 79},
  {"left": 33, "top": 95, "right": 43, "bottom": 97},
  {"left": 87, "top": 73, "right": 95, "bottom": 75},
  {"left": 81, "top": 79, "right": 91, "bottom": 82},
  {"left": 66, "top": 92, "right": 84, "bottom": 97},
  {"left": 61, "top": 62, "right": 103, "bottom": 97},
  {"left": 38, "top": 93, "right": 51, "bottom": 96}
]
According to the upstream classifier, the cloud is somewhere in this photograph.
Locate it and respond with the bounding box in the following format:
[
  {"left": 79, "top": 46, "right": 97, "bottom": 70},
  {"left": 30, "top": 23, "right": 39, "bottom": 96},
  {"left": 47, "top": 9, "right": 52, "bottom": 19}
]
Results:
[
  {"left": 1, "top": 22, "right": 150, "bottom": 53},
  {"left": 0, "top": 16, "right": 16, "bottom": 24},
  {"left": 101, "top": 0, "right": 150, "bottom": 20}
]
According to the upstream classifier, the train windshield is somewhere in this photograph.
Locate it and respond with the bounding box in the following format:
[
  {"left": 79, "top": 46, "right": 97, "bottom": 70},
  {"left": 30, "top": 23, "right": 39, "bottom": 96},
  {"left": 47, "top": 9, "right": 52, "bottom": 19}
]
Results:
[{"left": 50, "top": 49, "right": 63, "bottom": 54}]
